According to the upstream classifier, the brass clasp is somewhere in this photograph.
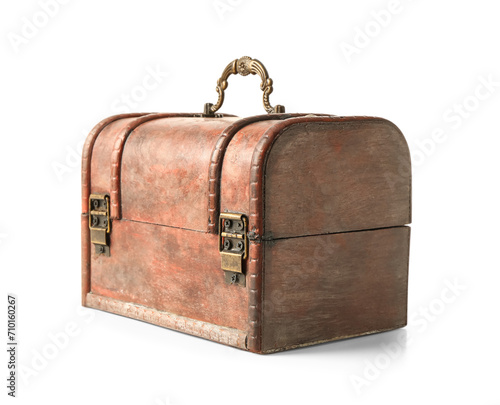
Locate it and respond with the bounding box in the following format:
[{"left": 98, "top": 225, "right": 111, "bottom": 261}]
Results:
[
  {"left": 89, "top": 194, "right": 111, "bottom": 256},
  {"left": 219, "top": 212, "right": 248, "bottom": 286}
]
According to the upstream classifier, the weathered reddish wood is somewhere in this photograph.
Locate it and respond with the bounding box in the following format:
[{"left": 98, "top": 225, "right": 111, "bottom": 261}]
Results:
[
  {"left": 207, "top": 113, "right": 326, "bottom": 233},
  {"left": 220, "top": 120, "right": 282, "bottom": 216},
  {"left": 81, "top": 113, "right": 146, "bottom": 214},
  {"left": 89, "top": 219, "right": 248, "bottom": 331},
  {"left": 261, "top": 226, "right": 410, "bottom": 353},
  {"left": 121, "top": 116, "right": 239, "bottom": 230},
  {"left": 82, "top": 113, "right": 147, "bottom": 305},
  {"left": 109, "top": 113, "right": 198, "bottom": 219},
  {"left": 208, "top": 115, "right": 285, "bottom": 233},
  {"left": 83, "top": 112, "right": 234, "bottom": 305},
  {"left": 90, "top": 117, "right": 151, "bottom": 200}
]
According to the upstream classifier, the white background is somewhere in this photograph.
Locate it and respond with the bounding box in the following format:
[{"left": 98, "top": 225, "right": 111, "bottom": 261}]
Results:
[{"left": 2, "top": 0, "right": 500, "bottom": 404}]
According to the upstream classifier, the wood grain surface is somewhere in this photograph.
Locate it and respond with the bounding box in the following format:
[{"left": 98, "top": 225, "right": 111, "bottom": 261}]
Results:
[
  {"left": 89, "top": 218, "right": 249, "bottom": 331},
  {"left": 120, "top": 116, "right": 239, "bottom": 230},
  {"left": 261, "top": 226, "right": 410, "bottom": 353},
  {"left": 264, "top": 119, "right": 411, "bottom": 239}
]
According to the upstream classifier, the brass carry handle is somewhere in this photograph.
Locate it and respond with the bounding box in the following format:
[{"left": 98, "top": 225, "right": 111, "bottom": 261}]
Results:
[{"left": 203, "top": 56, "right": 285, "bottom": 116}]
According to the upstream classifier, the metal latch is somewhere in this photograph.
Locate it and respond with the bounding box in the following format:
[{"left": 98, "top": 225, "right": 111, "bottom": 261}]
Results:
[
  {"left": 219, "top": 212, "right": 248, "bottom": 286},
  {"left": 89, "top": 194, "right": 111, "bottom": 256}
]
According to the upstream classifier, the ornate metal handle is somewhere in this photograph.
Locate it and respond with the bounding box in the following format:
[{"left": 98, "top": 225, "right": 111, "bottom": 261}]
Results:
[{"left": 203, "top": 56, "right": 285, "bottom": 116}]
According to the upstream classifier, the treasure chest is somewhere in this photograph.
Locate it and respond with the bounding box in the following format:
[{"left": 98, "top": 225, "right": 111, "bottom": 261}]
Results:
[{"left": 81, "top": 56, "right": 411, "bottom": 353}]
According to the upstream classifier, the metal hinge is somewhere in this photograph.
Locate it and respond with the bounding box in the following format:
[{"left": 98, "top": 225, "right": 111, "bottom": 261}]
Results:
[
  {"left": 219, "top": 212, "right": 248, "bottom": 287},
  {"left": 89, "top": 194, "right": 111, "bottom": 256}
]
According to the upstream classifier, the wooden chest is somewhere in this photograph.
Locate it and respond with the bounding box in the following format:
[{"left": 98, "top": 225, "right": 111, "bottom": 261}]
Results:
[{"left": 81, "top": 57, "right": 411, "bottom": 353}]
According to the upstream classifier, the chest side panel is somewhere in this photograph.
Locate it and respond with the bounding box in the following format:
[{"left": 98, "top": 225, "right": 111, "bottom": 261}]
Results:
[
  {"left": 261, "top": 226, "right": 410, "bottom": 352},
  {"left": 264, "top": 119, "right": 411, "bottom": 239}
]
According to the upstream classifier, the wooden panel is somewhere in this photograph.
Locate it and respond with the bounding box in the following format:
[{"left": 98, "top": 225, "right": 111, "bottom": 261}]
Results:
[
  {"left": 89, "top": 219, "right": 248, "bottom": 332},
  {"left": 264, "top": 119, "right": 411, "bottom": 238},
  {"left": 261, "top": 226, "right": 410, "bottom": 353},
  {"left": 121, "top": 117, "right": 239, "bottom": 231},
  {"left": 109, "top": 113, "right": 197, "bottom": 219}
]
